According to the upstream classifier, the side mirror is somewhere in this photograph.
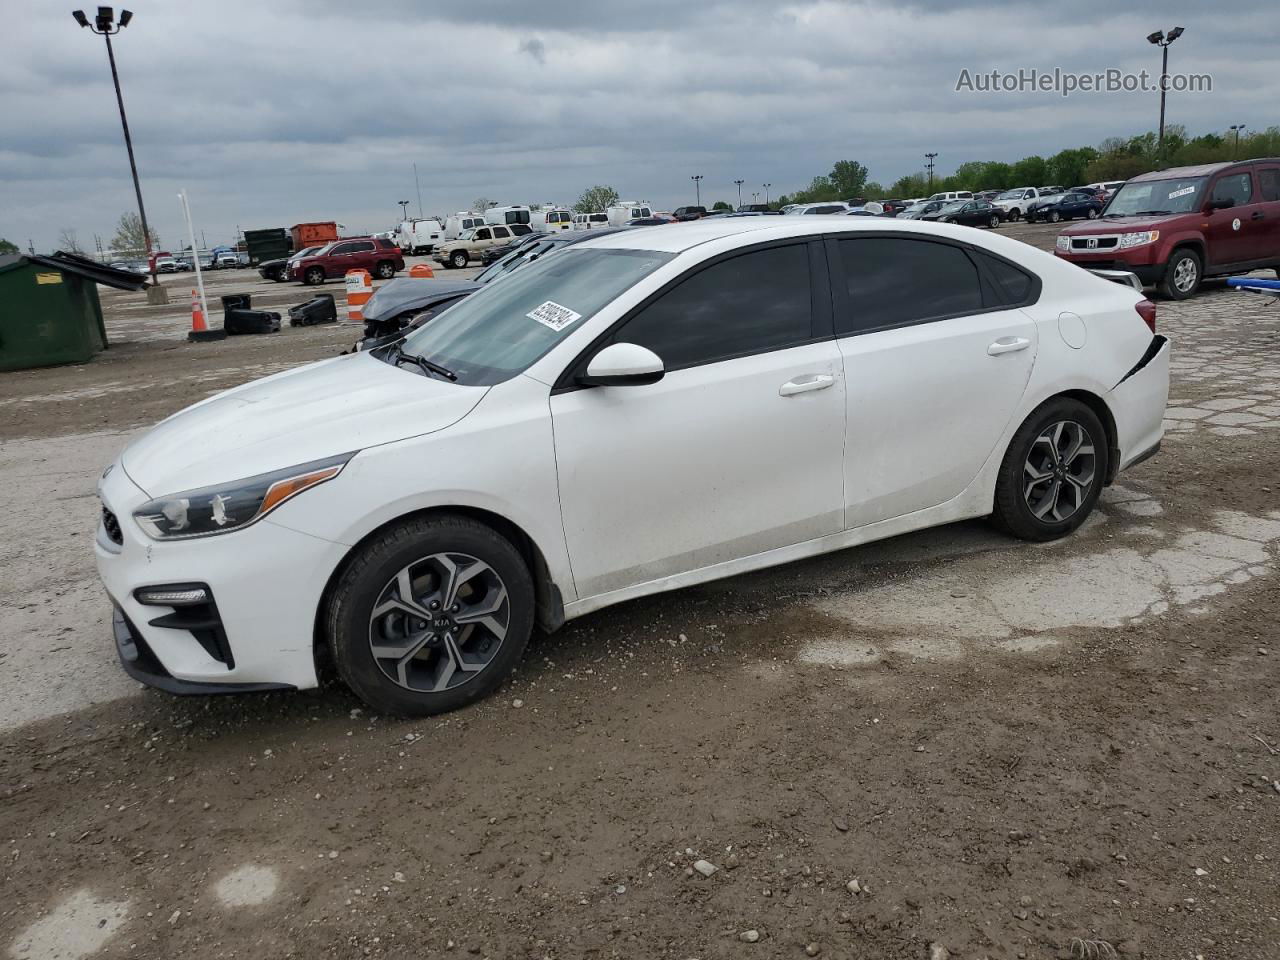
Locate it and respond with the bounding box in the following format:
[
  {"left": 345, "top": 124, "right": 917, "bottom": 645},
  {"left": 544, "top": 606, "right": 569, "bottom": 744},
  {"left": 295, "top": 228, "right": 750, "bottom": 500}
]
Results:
[
  {"left": 1207, "top": 197, "right": 1235, "bottom": 211},
  {"left": 578, "top": 342, "right": 665, "bottom": 387}
]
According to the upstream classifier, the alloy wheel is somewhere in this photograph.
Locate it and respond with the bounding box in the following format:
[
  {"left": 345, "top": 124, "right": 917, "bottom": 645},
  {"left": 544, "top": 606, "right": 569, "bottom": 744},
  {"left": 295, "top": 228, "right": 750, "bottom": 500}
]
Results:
[
  {"left": 1173, "top": 256, "right": 1198, "bottom": 294},
  {"left": 367, "top": 552, "right": 510, "bottom": 693},
  {"left": 1022, "top": 420, "right": 1096, "bottom": 523}
]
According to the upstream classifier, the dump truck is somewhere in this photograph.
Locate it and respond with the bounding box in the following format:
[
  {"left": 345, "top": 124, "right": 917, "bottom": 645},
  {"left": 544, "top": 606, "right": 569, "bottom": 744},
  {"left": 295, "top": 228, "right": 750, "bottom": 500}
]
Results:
[{"left": 243, "top": 227, "right": 292, "bottom": 266}]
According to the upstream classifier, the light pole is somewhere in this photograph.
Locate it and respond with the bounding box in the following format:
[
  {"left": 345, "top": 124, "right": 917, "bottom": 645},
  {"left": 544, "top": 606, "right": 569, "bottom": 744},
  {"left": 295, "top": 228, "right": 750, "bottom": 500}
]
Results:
[
  {"left": 763, "top": 183, "right": 772, "bottom": 205},
  {"left": 734, "top": 179, "right": 744, "bottom": 208},
  {"left": 925, "top": 152, "right": 938, "bottom": 189},
  {"left": 1228, "top": 123, "right": 1245, "bottom": 159},
  {"left": 691, "top": 175, "right": 704, "bottom": 207},
  {"left": 1147, "top": 27, "right": 1185, "bottom": 157},
  {"left": 73, "top": 7, "right": 165, "bottom": 301},
  {"left": 398, "top": 200, "right": 410, "bottom": 220}
]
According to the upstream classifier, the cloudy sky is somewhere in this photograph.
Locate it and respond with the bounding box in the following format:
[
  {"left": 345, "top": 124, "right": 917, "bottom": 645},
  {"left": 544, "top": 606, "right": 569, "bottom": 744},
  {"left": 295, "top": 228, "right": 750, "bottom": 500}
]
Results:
[{"left": 3, "top": 0, "right": 1275, "bottom": 254}]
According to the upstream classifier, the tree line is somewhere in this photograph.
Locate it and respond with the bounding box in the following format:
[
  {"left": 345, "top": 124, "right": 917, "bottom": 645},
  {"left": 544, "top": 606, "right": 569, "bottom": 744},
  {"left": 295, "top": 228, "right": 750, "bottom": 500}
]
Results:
[{"left": 776, "top": 124, "right": 1280, "bottom": 205}]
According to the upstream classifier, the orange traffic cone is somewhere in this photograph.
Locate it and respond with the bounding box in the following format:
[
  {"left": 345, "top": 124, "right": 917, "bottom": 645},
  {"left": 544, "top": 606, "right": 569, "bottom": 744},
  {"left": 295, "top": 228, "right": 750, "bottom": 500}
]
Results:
[
  {"left": 187, "top": 288, "right": 225, "bottom": 341},
  {"left": 409, "top": 263, "right": 435, "bottom": 278}
]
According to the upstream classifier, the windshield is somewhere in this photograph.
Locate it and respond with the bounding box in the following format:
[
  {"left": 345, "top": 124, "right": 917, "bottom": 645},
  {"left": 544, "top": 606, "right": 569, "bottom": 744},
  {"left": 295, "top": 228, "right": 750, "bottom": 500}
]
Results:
[
  {"left": 1105, "top": 176, "right": 1207, "bottom": 216},
  {"left": 997, "top": 189, "right": 1026, "bottom": 199},
  {"left": 397, "top": 247, "right": 673, "bottom": 386},
  {"left": 938, "top": 201, "right": 966, "bottom": 212}
]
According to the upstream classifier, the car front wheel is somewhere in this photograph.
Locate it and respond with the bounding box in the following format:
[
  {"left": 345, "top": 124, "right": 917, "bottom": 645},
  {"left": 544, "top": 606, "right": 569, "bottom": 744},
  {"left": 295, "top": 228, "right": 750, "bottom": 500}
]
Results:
[
  {"left": 1158, "top": 247, "right": 1201, "bottom": 300},
  {"left": 1049, "top": 210, "right": 1061, "bottom": 223},
  {"left": 450, "top": 251, "right": 468, "bottom": 268},
  {"left": 988, "top": 215, "right": 1000, "bottom": 228},
  {"left": 304, "top": 266, "right": 325, "bottom": 286},
  {"left": 1086, "top": 208, "right": 1099, "bottom": 219},
  {"left": 326, "top": 515, "right": 535, "bottom": 716},
  {"left": 992, "top": 398, "right": 1108, "bottom": 542}
]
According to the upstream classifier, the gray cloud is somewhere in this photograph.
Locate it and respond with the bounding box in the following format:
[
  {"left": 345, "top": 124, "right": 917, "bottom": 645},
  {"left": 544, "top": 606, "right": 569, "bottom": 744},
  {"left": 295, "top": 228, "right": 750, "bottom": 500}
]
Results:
[{"left": 1, "top": 1, "right": 1275, "bottom": 253}]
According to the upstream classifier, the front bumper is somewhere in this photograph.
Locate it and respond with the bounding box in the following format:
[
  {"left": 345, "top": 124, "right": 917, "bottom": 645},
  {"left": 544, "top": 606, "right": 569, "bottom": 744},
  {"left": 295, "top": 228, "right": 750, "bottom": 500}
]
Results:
[
  {"left": 1055, "top": 251, "right": 1162, "bottom": 285},
  {"left": 95, "top": 461, "right": 349, "bottom": 693}
]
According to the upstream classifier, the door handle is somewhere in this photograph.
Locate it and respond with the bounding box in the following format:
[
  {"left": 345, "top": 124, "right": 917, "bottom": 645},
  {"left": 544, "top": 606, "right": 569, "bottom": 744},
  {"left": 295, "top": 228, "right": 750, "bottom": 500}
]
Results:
[
  {"left": 779, "top": 374, "right": 835, "bottom": 397},
  {"left": 987, "top": 336, "right": 1031, "bottom": 356},
  {"left": 1251, "top": 211, "right": 1266, "bottom": 220}
]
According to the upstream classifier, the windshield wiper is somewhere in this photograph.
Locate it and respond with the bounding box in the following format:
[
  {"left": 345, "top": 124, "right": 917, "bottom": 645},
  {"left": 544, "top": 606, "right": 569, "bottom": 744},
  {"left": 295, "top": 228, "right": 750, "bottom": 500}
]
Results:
[
  {"left": 386, "top": 342, "right": 457, "bottom": 382},
  {"left": 1131, "top": 210, "right": 1172, "bottom": 216}
]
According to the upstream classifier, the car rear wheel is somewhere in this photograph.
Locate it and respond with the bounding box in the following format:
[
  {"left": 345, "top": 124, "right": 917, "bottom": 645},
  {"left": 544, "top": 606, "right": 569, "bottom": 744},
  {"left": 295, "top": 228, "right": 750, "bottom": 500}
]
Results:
[
  {"left": 1158, "top": 247, "right": 1201, "bottom": 300},
  {"left": 375, "top": 260, "right": 396, "bottom": 279},
  {"left": 304, "top": 266, "right": 325, "bottom": 286},
  {"left": 992, "top": 397, "right": 1108, "bottom": 542},
  {"left": 326, "top": 515, "right": 535, "bottom": 716},
  {"left": 450, "top": 250, "right": 468, "bottom": 268}
]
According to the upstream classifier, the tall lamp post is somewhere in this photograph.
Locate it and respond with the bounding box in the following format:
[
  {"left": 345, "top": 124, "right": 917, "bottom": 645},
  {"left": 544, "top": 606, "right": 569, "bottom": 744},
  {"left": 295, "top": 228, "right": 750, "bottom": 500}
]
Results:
[
  {"left": 763, "top": 183, "right": 771, "bottom": 205},
  {"left": 73, "top": 7, "right": 165, "bottom": 302},
  {"left": 1228, "top": 123, "right": 1245, "bottom": 159},
  {"left": 398, "top": 200, "right": 410, "bottom": 220},
  {"left": 1146, "top": 26, "right": 1185, "bottom": 156},
  {"left": 691, "top": 174, "right": 704, "bottom": 207},
  {"left": 734, "top": 179, "right": 744, "bottom": 208},
  {"left": 925, "top": 152, "right": 938, "bottom": 189}
]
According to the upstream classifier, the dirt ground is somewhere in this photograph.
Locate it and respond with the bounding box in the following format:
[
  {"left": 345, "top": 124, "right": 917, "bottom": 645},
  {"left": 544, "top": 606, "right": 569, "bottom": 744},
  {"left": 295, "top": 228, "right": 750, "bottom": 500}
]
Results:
[{"left": 1, "top": 224, "right": 1278, "bottom": 960}]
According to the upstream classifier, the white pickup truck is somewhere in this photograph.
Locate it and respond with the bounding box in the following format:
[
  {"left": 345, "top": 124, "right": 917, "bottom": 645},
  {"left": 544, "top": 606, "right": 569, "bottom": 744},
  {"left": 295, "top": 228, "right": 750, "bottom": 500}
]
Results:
[{"left": 991, "top": 187, "right": 1059, "bottom": 222}]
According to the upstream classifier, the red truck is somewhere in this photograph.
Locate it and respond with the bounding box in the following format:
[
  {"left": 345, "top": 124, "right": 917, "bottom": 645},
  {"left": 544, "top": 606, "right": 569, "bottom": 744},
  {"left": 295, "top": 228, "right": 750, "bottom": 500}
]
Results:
[
  {"left": 290, "top": 221, "right": 340, "bottom": 251},
  {"left": 1055, "top": 158, "right": 1280, "bottom": 299},
  {"left": 286, "top": 237, "right": 404, "bottom": 285}
]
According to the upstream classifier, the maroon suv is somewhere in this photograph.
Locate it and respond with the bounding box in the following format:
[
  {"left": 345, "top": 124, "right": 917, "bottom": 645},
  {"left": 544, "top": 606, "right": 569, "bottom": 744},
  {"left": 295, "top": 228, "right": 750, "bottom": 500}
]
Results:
[
  {"left": 288, "top": 237, "right": 405, "bottom": 285},
  {"left": 1055, "top": 159, "right": 1280, "bottom": 299}
]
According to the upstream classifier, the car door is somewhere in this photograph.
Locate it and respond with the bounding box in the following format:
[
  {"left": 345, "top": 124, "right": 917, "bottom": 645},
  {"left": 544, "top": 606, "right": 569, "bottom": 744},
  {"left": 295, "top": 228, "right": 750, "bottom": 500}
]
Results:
[
  {"left": 549, "top": 240, "right": 846, "bottom": 600},
  {"left": 1256, "top": 163, "right": 1280, "bottom": 261},
  {"left": 492, "top": 226, "right": 513, "bottom": 247},
  {"left": 345, "top": 240, "right": 375, "bottom": 271},
  {"left": 1205, "top": 171, "right": 1261, "bottom": 266},
  {"left": 472, "top": 227, "right": 492, "bottom": 251},
  {"left": 325, "top": 241, "right": 356, "bottom": 276},
  {"left": 829, "top": 234, "right": 1038, "bottom": 528}
]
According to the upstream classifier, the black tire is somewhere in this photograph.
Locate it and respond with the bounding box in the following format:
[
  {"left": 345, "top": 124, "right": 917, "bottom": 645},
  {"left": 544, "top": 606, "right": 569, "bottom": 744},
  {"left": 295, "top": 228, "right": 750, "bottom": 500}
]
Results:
[
  {"left": 1157, "top": 247, "right": 1201, "bottom": 300},
  {"left": 304, "top": 266, "right": 325, "bottom": 286},
  {"left": 326, "top": 515, "right": 535, "bottom": 716},
  {"left": 1086, "top": 208, "right": 1099, "bottom": 219},
  {"left": 1009, "top": 208, "right": 1021, "bottom": 221},
  {"left": 450, "top": 250, "right": 468, "bottom": 268},
  {"left": 375, "top": 260, "right": 396, "bottom": 279},
  {"left": 988, "top": 215, "right": 1000, "bottom": 229},
  {"left": 992, "top": 397, "right": 1109, "bottom": 542},
  {"left": 1049, "top": 210, "right": 1061, "bottom": 223}
]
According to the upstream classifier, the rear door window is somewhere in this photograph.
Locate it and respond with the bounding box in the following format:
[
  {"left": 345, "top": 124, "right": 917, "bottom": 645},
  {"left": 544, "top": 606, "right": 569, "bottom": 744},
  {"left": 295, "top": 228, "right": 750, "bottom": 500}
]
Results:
[
  {"left": 1258, "top": 167, "right": 1280, "bottom": 202},
  {"left": 834, "top": 237, "right": 984, "bottom": 335}
]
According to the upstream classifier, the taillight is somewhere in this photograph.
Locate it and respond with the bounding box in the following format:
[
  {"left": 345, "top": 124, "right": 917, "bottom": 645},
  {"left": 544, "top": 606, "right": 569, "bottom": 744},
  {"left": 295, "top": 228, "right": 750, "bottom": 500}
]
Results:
[{"left": 1135, "top": 299, "right": 1156, "bottom": 334}]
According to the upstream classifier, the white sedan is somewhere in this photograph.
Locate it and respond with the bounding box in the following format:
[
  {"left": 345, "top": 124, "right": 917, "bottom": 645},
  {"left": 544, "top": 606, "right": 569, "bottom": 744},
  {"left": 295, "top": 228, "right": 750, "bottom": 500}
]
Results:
[{"left": 96, "top": 218, "right": 1169, "bottom": 715}]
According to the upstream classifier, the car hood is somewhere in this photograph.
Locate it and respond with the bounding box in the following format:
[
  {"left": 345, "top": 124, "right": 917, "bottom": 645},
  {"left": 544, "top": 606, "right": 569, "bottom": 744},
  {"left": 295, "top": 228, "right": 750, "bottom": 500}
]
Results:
[
  {"left": 121, "top": 352, "right": 488, "bottom": 496},
  {"left": 362, "top": 277, "right": 482, "bottom": 321},
  {"left": 1062, "top": 214, "right": 1179, "bottom": 235}
]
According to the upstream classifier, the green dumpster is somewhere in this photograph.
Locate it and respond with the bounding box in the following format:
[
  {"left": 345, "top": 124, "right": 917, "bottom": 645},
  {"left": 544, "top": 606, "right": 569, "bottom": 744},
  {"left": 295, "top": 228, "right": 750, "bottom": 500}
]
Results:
[{"left": 0, "top": 252, "right": 145, "bottom": 372}]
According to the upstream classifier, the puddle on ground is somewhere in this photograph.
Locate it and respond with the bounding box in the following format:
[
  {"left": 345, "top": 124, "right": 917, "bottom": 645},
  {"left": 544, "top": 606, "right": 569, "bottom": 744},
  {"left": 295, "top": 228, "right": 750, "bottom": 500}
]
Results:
[
  {"left": 9, "top": 890, "right": 129, "bottom": 960},
  {"left": 214, "top": 864, "right": 280, "bottom": 907}
]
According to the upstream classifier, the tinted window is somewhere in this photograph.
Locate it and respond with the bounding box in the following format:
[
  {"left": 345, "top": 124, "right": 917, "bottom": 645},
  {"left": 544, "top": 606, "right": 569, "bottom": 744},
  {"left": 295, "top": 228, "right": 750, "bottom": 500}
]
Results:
[
  {"left": 493, "top": 227, "right": 511, "bottom": 239},
  {"left": 1257, "top": 168, "right": 1280, "bottom": 202},
  {"left": 328, "top": 242, "right": 354, "bottom": 255},
  {"left": 836, "top": 237, "right": 983, "bottom": 335},
  {"left": 615, "top": 244, "right": 813, "bottom": 370},
  {"left": 474, "top": 228, "right": 491, "bottom": 240},
  {"left": 1211, "top": 173, "right": 1253, "bottom": 206},
  {"left": 977, "top": 252, "right": 1035, "bottom": 304},
  {"left": 348, "top": 241, "right": 375, "bottom": 253}
]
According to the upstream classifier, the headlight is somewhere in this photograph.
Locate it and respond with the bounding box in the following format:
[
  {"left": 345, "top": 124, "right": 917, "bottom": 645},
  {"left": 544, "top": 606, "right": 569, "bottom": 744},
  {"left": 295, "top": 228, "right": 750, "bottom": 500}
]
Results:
[
  {"left": 1055, "top": 236, "right": 1070, "bottom": 251},
  {"left": 133, "top": 453, "right": 355, "bottom": 540},
  {"left": 1118, "top": 231, "right": 1159, "bottom": 248}
]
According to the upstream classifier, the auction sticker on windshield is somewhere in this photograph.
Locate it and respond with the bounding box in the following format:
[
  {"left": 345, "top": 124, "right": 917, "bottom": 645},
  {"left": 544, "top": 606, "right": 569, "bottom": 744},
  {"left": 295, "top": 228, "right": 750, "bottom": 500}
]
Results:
[
  {"left": 1169, "top": 185, "right": 1197, "bottom": 199},
  {"left": 527, "top": 300, "right": 583, "bottom": 331}
]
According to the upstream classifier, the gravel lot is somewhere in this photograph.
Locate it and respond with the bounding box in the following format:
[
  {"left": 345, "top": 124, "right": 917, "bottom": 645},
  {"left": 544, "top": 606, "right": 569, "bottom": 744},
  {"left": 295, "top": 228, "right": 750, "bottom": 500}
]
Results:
[{"left": 1, "top": 223, "right": 1278, "bottom": 960}]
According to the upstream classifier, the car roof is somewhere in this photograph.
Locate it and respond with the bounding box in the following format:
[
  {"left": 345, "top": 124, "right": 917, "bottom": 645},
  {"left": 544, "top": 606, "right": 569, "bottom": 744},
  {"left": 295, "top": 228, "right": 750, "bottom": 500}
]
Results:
[
  {"left": 1129, "top": 160, "right": 1274, "bottom": 182},
  {"left": 575, "top": 215, "right": 1005, "bottom": 254}
]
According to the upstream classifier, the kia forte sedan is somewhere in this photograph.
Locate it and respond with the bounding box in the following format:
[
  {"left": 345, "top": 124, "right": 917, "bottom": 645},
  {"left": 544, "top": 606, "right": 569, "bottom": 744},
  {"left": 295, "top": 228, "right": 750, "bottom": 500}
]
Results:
[{"left": 96, "top": 218, "right": 1170, "bottom": 715}]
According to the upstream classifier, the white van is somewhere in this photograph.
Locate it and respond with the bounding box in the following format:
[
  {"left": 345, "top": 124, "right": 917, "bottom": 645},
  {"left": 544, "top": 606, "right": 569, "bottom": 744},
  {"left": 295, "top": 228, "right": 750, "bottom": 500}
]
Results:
[
  {"left": 533, "top": 208, "right": 573, "bottom": 231},
  {"left": 572, "top": 212, "right": 610, "bottom": 231},
  {"left": 443, "top": 212, "right": 488, "bottom": 241},
  {"left": 927, "top": 191, "right": 974, "bottom": 203},
  {"left": 607, "top": 201, "right": 653, "bottom": 226},
  {"left": 484, "top": 205, "right": 532, "bottom": 226},
  {"left": 396, "top": 218, "right": 444, "bottom": 255}
]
